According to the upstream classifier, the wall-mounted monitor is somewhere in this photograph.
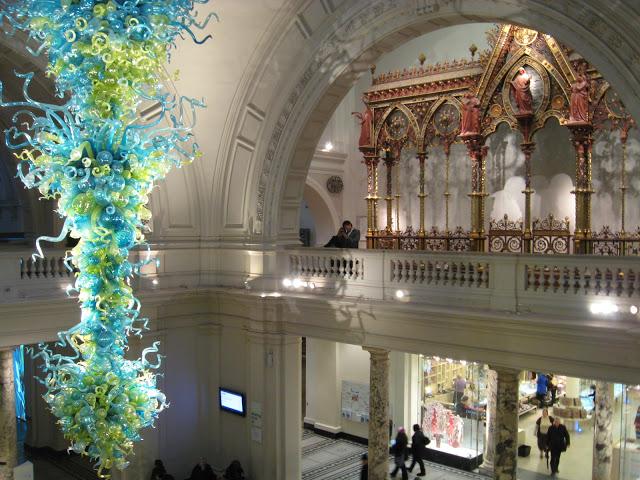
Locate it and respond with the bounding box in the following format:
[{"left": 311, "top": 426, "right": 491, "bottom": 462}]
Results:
[{"left": 219, "top": 387, "right": 246, "bottom": 417}]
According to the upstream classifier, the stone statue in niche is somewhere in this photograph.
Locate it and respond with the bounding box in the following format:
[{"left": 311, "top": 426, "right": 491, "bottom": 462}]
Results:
[
  {"left": 569, "top": 66, "right": 589, "bottom": 123},
  {"left": 460, "top": 92, "right": 481, "bottom": 135},
  {"left": 510, "top": 67, "right": 533, "bottom": 115},
  {"left": 352, "top": 100, "right": 373, "bottom": 147}
]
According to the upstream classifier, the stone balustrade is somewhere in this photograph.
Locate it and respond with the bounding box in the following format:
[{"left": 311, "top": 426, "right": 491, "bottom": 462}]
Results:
[{"left": 2, "top": 246, "right": 640, "bottom": 319}]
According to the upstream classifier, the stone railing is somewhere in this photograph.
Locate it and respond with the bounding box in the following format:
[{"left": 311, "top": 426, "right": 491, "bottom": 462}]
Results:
[{"left": 3, "top": 246, "right": 640, "bottom": 319}]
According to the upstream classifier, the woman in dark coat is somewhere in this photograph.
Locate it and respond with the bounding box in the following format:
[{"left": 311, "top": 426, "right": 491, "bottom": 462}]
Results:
[
  {"left": 547, "top": 418, "right": 570, "bottom": 475},
  {"left": 390, "top": 427, "right": 409, "bottom": 480},
  {"left": 408, "top": 424, "right": 429, "bottom": 476}
]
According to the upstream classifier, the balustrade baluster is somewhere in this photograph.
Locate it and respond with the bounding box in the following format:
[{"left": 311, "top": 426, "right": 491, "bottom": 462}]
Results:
[
  {"left": 605, "top": 269, "right": 613, "bottom": 295},
  {"left": 628, "top": 269, "right": 637, "bottom": 295},
  {"left": 19, "top": 258, "right": 25, "bottom": 279},
  {"left": 34, "top": 257, "right": 42, "bottom": 277},
  {"left": 542, "top": 266, "right": 550, "bottom": 289}
]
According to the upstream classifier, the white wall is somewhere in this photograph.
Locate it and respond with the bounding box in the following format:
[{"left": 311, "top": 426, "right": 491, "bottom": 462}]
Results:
[
  {"left": 305, "top": 339, "right": 420, "bottom": 440},
  {"left": 24, "top": 305, "right": 302, "bottom": 480}
]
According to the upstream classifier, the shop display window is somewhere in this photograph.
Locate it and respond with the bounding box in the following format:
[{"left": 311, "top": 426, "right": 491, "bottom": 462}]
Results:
[
  {"left": 613, "top": 384, "right": 640, "bottom": 480},
  {"left": 417, "top": 356, "right": 486, "bottom": 470}
]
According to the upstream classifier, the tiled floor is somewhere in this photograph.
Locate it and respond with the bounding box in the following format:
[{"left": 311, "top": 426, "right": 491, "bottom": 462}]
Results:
[
  {"left": 301, "top": 430, "right": 483, "bottom": 480},
  {"left": 300, "top": 428, "right": 600, "bottom": 480}
]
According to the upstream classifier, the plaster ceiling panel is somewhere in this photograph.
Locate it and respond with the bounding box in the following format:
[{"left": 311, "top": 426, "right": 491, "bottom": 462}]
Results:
[
  {"left": 282, "top": 173, "right": 306, "bottom": 202},
  {"left": 224, "top": 142, "right": 252, "bottom": 227},
  {"left": 279, "top": 205, "right": 301, "bottom": 231},
  {"left": 239, "top": 108, "right": 263, "bottom": 146},
  {"left": 165, "top": 168, "right": 194, "bottom": 229},
  {"left": 299, "top": 1, "right": 328, "bottom": 37}
]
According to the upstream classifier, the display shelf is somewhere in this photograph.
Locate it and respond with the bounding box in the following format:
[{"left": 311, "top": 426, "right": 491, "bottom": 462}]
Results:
[
  {"left": 424, "top": 443, "right": 482, "bottom": 471},
  {"left": 519, "top": 404, "right": 536, "bottom": 417}
]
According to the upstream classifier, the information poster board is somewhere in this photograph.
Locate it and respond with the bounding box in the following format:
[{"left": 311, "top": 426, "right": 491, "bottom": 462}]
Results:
[{"left": 341, "top": 381, "right": 370, "bottom": 423}]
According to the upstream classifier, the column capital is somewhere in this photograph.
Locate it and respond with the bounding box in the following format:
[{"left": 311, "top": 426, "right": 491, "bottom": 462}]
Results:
[
  {"left": 362, "top": 346, "right": 390, "bottom": 359},
  {"left": 489, "top": 365, "right": 521, "bottom": 378}
]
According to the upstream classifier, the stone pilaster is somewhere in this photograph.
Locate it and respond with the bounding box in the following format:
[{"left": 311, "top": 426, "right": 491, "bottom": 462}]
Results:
[
  {"left": 593, "top": 382, "right": 614, "bottom": 480},
  {"left": 479, "top": 367, "right": 497, "bottom": 476},
  {"left": 492, "top": 366, "right": 520, "bottom": 480},
  {"left": 0, "top": 348, "right": 17, "bottom": 480},
  {"left": 364, "top": 347, "right": 390, "bottom": 480}
]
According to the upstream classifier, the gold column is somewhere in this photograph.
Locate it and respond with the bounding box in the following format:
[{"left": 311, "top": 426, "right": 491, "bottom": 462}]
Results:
[
  {"left": 462, "top": 133, "right": 488, "bottom": 252},
  {"left": 417, "top": 151, "right": 427, "bottom": 240},
  {"left": 394, "top": 159, "right": 400, "bottom": 232},
  {"left": 362, "top": 148, "right": 379, "bottom": 249},
  {"left": 384, "top": 154, "right": 394, "bottom": 233},
  {"left": 620, "top": 125, "right": 630, "bottom": 238},
  {"left": 443, "top": 144, "right": 451, "bottom": 234},
  {"left": 568, "top": 123, "right": 594, "bottom": 254},
  {"left": 521, "top": 142, "right": 536, "bottom": 253},
  {"left": 515, "top": 113, "right": 535, "bottom": 253}
]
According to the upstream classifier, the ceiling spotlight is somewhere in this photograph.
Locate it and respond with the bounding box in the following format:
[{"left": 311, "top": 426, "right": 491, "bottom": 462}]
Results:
[
  {"left": 282, "top": 278, "right": 292, "bottom": 288},
  {"left": 395, "top": 290, "right": 405, "bottom": 299},
  {"left": 630, "top": 305, "right": 638, "bottom": 315},
  {"left": 308, "top": 282, "right": 315, "bottom": 289},
  {"left": 292, "top": 278, "right": 303, "bottom": 289},
  {"left": 152, "top": 278, "right": 159, "bottom": 285},
  {"left": 322, "top": 141, "right": 334, "bottom": 152}
]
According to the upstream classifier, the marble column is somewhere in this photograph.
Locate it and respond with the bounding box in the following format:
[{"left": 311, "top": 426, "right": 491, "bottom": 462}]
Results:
[
  {"left": 593, "top": 381, "right": 614, "bottom": 480},
  {"left": 492, "top": 366, "right": 520, "bottom": 480},
  {"left": 364, "top": 347, "right": 390, "bottom": 480},
  {"left": 479, "top": 367, "right": 498, "bottom": 476},
  {"left": 0, "top": 348, "right": 17, "bottom": 480}
]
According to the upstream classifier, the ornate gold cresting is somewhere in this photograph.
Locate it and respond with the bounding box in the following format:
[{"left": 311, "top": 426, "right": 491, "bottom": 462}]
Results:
[{"left": 361, "top": 24, "right": 635, "bottom": 256}]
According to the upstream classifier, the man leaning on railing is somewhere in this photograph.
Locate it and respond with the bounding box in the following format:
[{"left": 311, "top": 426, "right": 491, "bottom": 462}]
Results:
[{"left": 324, "top": 220, "right": 360, "bottom": 248}]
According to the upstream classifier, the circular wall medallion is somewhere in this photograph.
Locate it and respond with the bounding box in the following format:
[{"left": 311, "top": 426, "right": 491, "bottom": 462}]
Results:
[
  {"left": 514, "top": 27, "right": 538, "bottom": 46},
  {"left": 489, "top": 104, "right": 503, "bottom": 118},
  {"left": 326, "top": 175, "right": 344, "bottom": 194},
  {"left": 551, "top": 95, "right": 565, "bottom": 110}
]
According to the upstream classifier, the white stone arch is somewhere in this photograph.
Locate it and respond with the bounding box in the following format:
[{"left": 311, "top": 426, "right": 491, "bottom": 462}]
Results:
[
  {"left": 212, "top": 0, "right": 640, "bottom": 244},
  {"left": 303, "top": 176, "right": 340, "bottom": 246}
]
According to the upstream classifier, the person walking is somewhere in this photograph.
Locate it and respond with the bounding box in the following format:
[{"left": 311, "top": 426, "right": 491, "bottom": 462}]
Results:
[
  {"left": 535, "top": 408, "right": 553, "bottom": 459},
  {"left": 547, "top": 417, "right": 570, "bottom": 476},
  {"left": 408, "top": 424, "right": 429, "bottom": 477},
  {"left": 536, "top": 372, "right": 549, "bottom": 407},
  {"left": 359, "top": 452, "right": 368, "bottom": 480},
  {"left": 390, "top": 427, "right": 409, "bottom": 480},
  {"left": 548, "top": 374, "right": 558, "bottom": 405}
]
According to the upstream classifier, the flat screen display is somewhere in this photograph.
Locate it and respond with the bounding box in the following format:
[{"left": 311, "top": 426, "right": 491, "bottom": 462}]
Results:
[{"left": 219, "top": 388, "right": 246, "bottom": 416}]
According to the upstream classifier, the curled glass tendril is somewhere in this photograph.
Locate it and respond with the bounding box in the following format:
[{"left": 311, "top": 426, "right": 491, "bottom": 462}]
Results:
[{"left": 0, "top": 0, "right": 213, "bottom": 476}]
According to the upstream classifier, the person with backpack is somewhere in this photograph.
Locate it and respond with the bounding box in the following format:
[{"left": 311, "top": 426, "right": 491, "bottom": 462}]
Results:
[{"left": 408, "top": 424, "right": 430, "bottom": 477}]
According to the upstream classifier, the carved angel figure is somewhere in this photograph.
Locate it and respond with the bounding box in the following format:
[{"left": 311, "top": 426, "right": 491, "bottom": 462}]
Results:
[
  {"left": 352, "top": 101, "right": 373, "bottom": 147},
  {"left": 461, "top": 92, "right": 481, "bottom": 135}
]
